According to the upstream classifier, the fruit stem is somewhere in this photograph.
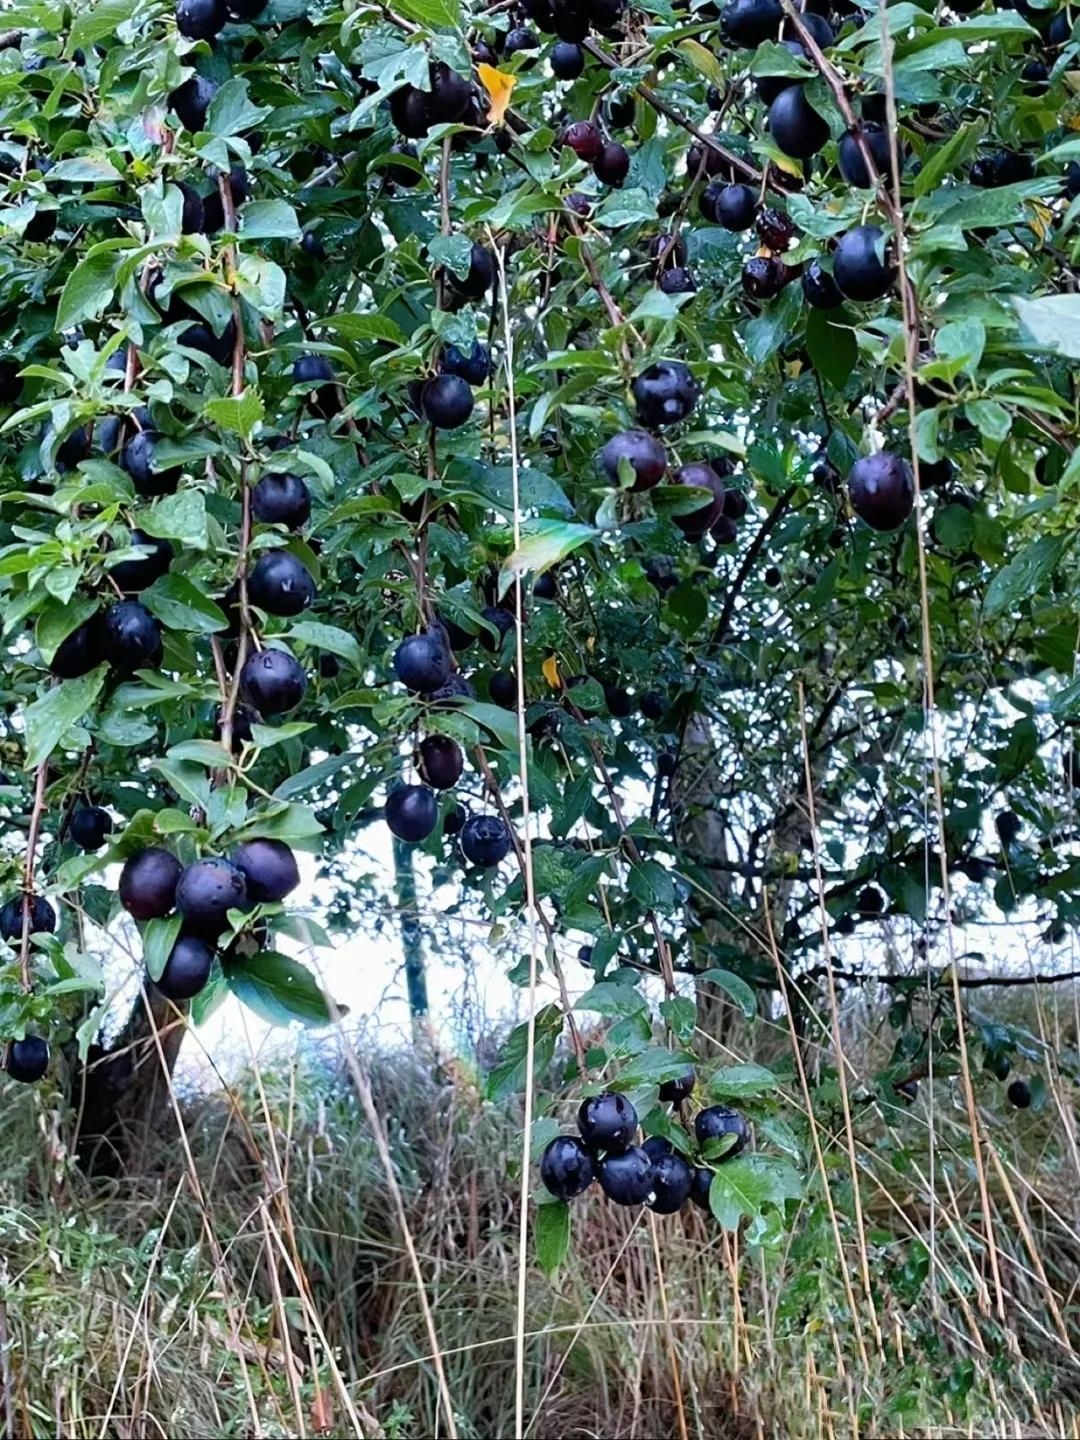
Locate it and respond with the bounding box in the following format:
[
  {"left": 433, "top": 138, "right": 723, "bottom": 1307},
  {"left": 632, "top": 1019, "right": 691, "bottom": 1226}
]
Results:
[{"left": 438, "top": 135, "right": 451, "bottom": 239}]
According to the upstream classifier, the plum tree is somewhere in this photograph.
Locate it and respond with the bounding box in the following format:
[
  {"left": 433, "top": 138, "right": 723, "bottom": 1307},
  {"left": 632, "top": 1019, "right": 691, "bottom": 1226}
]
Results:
[{"left": 0, "top": 0, "right": 1074, "bottom": 1302}]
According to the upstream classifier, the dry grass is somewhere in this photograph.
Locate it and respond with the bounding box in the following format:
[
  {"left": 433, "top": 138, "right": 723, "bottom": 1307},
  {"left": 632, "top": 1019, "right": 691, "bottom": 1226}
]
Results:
[{"left": 1, "top": 987, "right": 1080, "bottom": 1440}]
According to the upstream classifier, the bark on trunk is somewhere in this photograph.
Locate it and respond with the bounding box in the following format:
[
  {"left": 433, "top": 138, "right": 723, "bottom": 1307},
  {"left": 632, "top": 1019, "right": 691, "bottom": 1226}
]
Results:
[{"left": 68, "top": 988, "right": 187, "bottom": 1174}]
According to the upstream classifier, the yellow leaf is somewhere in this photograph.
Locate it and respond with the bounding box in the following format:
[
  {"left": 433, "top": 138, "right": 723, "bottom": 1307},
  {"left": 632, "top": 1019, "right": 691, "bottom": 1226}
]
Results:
[
  {"left": 478, "top": 64, "right": 517, "bottom": 126},
  {"left": 678, "top": 39, "right": 723, "bottom": 87},
  {"left": 1029, "top": 200, "right": 1053, "bottom": 243},
  {"left": 542, "top": 654, "right": 561, "bottom": 689}
]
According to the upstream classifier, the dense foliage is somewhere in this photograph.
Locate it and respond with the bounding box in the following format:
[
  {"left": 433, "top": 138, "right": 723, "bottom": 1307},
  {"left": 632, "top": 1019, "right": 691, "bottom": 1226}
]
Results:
[{"left": 1, "top": 0, "right": 1079, "bottom": 1242}]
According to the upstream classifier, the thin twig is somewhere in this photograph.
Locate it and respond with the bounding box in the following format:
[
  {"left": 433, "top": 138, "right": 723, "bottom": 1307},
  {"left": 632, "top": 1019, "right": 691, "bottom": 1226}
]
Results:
[
  {"left": 584, "top": 38, "right": 792, "bottom": 195},
  {"left": 215, "top": 170, "right": 253, "bottom": 759},
  {"left": 18, "top": 760, "right": 49, "bottom": 991}
]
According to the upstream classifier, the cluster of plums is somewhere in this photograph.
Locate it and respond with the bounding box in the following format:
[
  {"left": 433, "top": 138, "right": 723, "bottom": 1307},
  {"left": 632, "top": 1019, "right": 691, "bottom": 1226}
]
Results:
[
  {"left": 4, "top": 833, "right": 299, "bottom": 1079},
  {"left": 48, "top": 589, "right": 311, "bottom": 721},
  {"left": 43, "top": 406, "right": 319, "bottom": 715},
  {"left": 603, "top": 361, "right": 912, "bottom": 540},
  {"left": 540, "top": 1071, "right": 750, "bottom": 1213},
  {"left": 601, "top": 361, "right": 752, "bottom": 544},
  {"left": 480, "top": 0, "right": 628, "bottom": 74},
  {"left": 983, "top": 1047, "right": 1035, "bottom": 1110},
  {"left": 0, "top": 801, "right": 119, "bottom": 1079},
  {"left": 560, "top": 119, "right": 631, "bottom": 189},
  {"left": 117, "top": 837, "right": 299, "bottom": 1001},
  {"left": 896, "top": 1045, "right": 1036, "bottom": 1110},
  {"left": 386, "top": 627, "right": 513, "bottom": 865}
]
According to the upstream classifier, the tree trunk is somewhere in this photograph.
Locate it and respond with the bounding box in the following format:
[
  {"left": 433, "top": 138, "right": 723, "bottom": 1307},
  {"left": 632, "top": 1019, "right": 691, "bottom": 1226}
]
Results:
[
  {"left": 68, "top": 988, "right": 187, "bottom": 1175},
  {"left": 393, "top": 835, "right": 429, "bottom": 1040}
]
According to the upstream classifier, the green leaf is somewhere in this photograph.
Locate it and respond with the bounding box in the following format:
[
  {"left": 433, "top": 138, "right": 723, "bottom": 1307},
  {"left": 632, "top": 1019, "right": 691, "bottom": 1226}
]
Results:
[
  {"left": 191, "top": 959, "right": 229, "bottom": 1026},
  {"left": 708, "top": 1063, "right": 780, "bottom": 1098},
  {"left": 660, "top": 995, "right": 696, "bottom": 1044},
  {"left": 240, "top": 200, "right": 302, "bottom": 242},
  {"left": 983, "top": 535, "right": 1067, "bottom": 618},
  {"left": 35, "top": 595, "right": 99, "bottom": 663},
  {"left": 500, "top": 521, "right": 597, "bottom": 595},
  {"left": 272, "top": 753, "right": 355, "bottom": 800},
  {"left": 393, "top": 0, "right": 459, "bottom": 26},
  {"left": 225, "top": 951, "right": 338, "bottom": 1027},
  {"left": 286, "top": 620, "right": 365, "bottom": 668},
  {"left": 934, "top": 180, "right": 1055, "bottom": 233},
  {"left": 679, "top": 37, "right": 727, "bottom": 84},
  {"left": 456, "top": 700, "right": 520, "bottom": 752},
  {"left": 143, "top": 915, "right": 182, "bottom": 984},
  {"left": 486, "top": 1005, "right": 563, "bottom": 1099},
  {"left": 140, "top": 491, "right": 209, "bottom": 549},
  {"left": 23, "top": 667, "right": 107, "bottom": 769},
  {"left": 614, "top": 1046, "right": 696, "bottom": 1087},
  {"left": 56, "top": 249, "right": 122, "bottom": 331},
  {"left": 1050, "top": 674, "right": 1080, "bottom": 719},
  {"left": 663, "top": 580, "right": 707, "bottom": 640},
  {"left": 628, "top": 860, "right": 676, "bottom": 914},
  {"left": 709, "top": 1155, "right": 803, "bottom": 1230},
  {"left": 935, "top": 318, "right": 985, "bottom": 375},
  {"left": 250, "top": 722, "right": 314, "bottom": 749},
  {"left": 594, "top": 188, "right": 658, "bottom": 229},
  {"left": 1014, "top": 294, "right": 1080, "bottom": 361},
  {"left": 204, "top": 392, "right": 265, "bottom": 440},
  {"left": 48, "top": 156, "right": 120, "bottom": 183},
  {"left": 750, "top": 37, "right": 813, "bottom": 80},
  {"left": 143, "top": 574, "right": 229, "bottom": 634},
  {"left": 207, "top": 78, "right": 271, "bottom": 139},
  {"left": 697, "top": 968, "right": 757, "bottom": 1019},
  {"left": 230, "top": 802, "right": 325, "bottom": 842},
  {"left": 322, "top": 312, "right": 407, "bottom": 346},
  {"left": 913, "top": 120, "right": 984, "bottom": 198},
  {"left": 805, "top": 307, "right": 856, "bottom": 390},
  {"left": 535, "top": 1199, "right": 570, "bottom": 1276},
  {"left": 429, "top": 233, "right": 474, "bottom": 279},
  {"left": 70, "top": 0, "right": 137, "bottom": 49},
  {"left": 575, "top": 982, "right": 648, "bottom": 1016},
  {"left": 167, "top": 739, "right": 231, "bottom": 767},
  {"left": 235, "top": 255, "right": 287, "bottom": 319}
]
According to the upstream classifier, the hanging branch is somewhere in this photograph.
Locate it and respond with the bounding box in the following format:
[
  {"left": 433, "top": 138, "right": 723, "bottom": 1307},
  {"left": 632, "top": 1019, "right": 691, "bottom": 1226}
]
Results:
[{"left": 215, "top": 170, "right": 253, "bottom": 761}]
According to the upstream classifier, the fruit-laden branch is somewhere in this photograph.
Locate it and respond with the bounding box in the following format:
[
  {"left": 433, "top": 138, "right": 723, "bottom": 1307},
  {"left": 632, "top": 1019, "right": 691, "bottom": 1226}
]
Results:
[
  {"left": 215, "top": 168, "right": 253, "bottom": 760},
  {"left": 583, "top": 37, "right": 793, "bottom": 195}
]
